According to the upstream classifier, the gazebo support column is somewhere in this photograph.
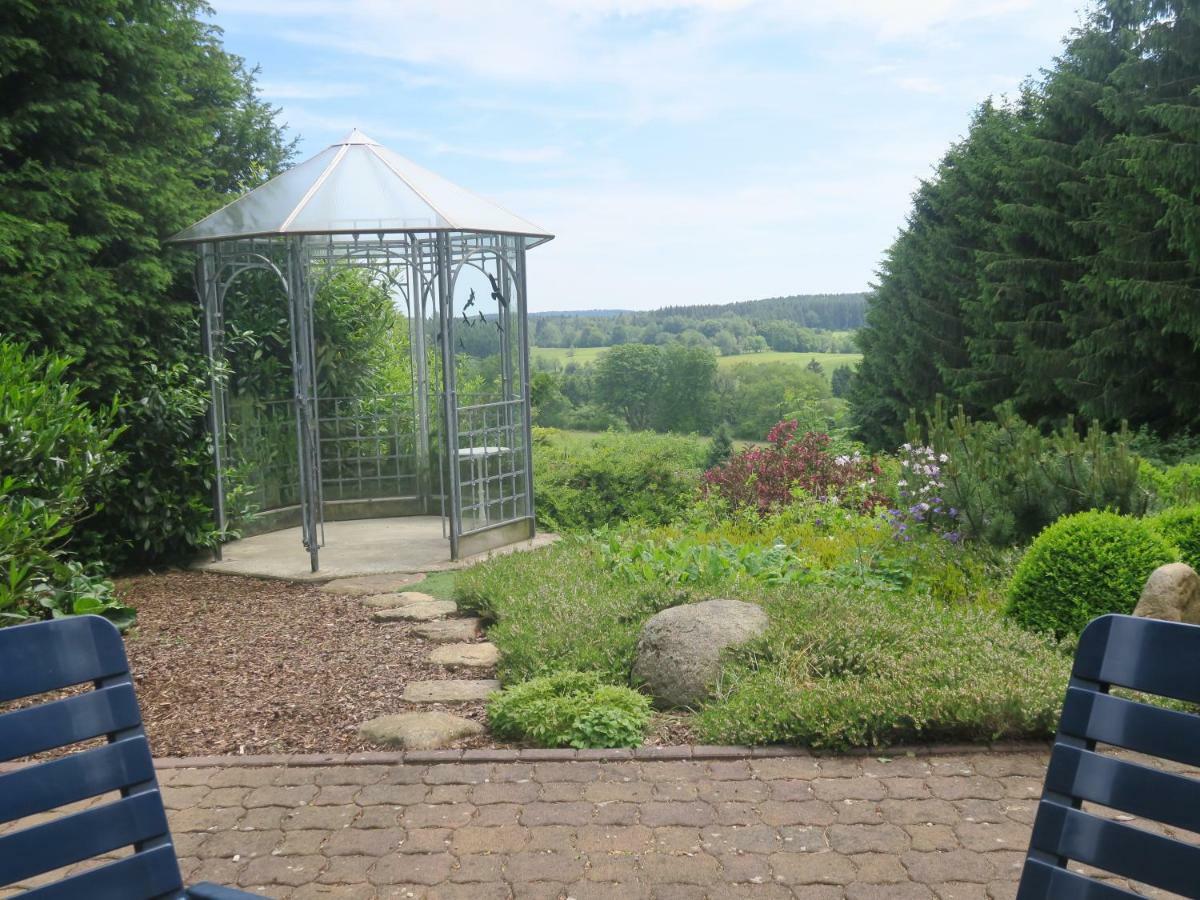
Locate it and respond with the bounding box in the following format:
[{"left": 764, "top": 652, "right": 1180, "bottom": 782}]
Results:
[
  {"left": 286, "top": 236, "right": 322, "bottom": 573},
  {"left": 198, "top": 241, "right": 227, "bottom": 559}
]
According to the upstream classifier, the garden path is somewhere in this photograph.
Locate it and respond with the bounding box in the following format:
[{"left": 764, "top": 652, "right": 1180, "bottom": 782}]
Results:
[{"left": 125, "top": 747, "right": 1162, "bottom": 898}]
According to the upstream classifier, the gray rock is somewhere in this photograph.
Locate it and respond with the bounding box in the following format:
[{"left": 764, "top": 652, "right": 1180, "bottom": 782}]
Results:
[
  {"left": 403, "top": 679, "right": 501, "bottom": 703},
  {"left": 362, "top": 591, "right": 439, "bottom": 610},
  {"left": 357, "top": 712, "right": 483, "bottom": 750},
  {"left": 371, "top": 600, "right": 458, "bottom": 622},
  {"left": 633, "top": 599, "right": 769, "bottom": 709},
  {"left": 429, "top": 642, "right": 500, "bottom": 670},
  {"left": 319, "top": 572, "right": 426, "bottom": 596},
  {"left": 413, "top": 618, "right": 482, "bottom": 642},
  {"left": 1134, "top": 563, "right": 1200, "bottom": 624}
]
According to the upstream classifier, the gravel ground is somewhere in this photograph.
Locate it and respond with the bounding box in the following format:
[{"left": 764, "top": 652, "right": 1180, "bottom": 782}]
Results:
[
  {"left": 114, "top": 569, "right": 695, "bottom": 757},
  {"left": 116, "top": 570, "right": 496, "bottom": 757}
]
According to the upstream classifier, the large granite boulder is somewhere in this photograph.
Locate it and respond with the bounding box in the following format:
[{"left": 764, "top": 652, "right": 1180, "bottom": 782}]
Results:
[
  {"left": 1134, "top": 563, "right": 1200, "bottom": 624},
  {"left": 633, "top": 599, "right": 769, "bottom": 709}
]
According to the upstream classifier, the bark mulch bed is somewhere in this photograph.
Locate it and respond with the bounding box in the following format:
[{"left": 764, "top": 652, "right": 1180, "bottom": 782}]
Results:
[{"left": 116, "top": 570, "right": 497, "bottom": 757}]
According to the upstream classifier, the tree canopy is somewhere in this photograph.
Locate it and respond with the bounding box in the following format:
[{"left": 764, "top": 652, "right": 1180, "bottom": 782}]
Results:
[
  {"left": 0, "top": 0, "right": 293, "bottom": 562},
  {"left": 851, "top": 0, "right": 1200, "bottom": 448}
]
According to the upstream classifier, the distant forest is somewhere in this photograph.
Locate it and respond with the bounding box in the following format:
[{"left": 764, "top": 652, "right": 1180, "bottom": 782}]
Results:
[{"left": 524, "top": 292, "right": 865, "bottom": 356}]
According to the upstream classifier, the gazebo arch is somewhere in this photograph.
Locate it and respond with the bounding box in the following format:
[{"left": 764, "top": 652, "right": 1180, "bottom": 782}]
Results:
[{"left": 168, "top": 129, "right": 552, "bottom": 572}]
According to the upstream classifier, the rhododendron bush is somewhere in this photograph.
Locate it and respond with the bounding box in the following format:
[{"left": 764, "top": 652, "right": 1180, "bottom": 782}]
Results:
[{"left": 703, "top": 421, "right": 888, "bottom": 515}]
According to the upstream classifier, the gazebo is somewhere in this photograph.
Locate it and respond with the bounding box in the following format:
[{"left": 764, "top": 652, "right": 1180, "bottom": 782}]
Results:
[{"left": 168, "top": 129, "right": 552, "bottom": 572}]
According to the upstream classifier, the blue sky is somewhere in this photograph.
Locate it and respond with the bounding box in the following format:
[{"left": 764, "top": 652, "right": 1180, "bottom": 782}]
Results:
[{"left": 212, "top": 0, "right": 1088, "bottom": 312}]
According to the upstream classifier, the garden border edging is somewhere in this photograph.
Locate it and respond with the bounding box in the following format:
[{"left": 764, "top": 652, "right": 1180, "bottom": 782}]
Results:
[{"left": 148, "top": 740, "right": 1051, "bottom": 769}]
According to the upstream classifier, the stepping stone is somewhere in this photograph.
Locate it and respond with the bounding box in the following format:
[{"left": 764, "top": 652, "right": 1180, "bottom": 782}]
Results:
[
  {"left": 413, "top": 618, "right": 482, "bottom": 642},
  {"left": 362, "top": 591, "right": 438, "bottom": 610},
  {"left": 403, "top": 679, "right": 501, "bottom": 703},
  {"left": 357, "top": 712, "right": 482, "bottom": 750},
  {"left": 429, "top": 642, "right": 500, "bottom": 670},
  {"left": 320, "top": 572, "right": 425, "bottom": 596},
  {"left": 371, "top": 600, "right": 457, "bottom": 622}
]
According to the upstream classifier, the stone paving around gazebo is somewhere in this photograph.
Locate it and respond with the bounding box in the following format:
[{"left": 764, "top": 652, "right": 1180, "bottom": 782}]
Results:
[{"left": 151, "top": 748, "right": 1057, "bottom": 899}]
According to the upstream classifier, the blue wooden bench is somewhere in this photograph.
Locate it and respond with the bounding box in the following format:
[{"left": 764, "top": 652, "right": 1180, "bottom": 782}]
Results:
[
  {"left": 0, "top": 615, "right": 265, "bottom": 899},
  {"left": 1017, "top": 614, "right": 1200, "bottom": 899}
]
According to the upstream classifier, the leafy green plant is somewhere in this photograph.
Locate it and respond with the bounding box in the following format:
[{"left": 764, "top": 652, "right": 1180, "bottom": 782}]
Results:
[
  {"left": 1007, "top": 511, "right": 1177, "bottom": 639},
  {"left": 31, "top": 561, "right": 136, "bottom": 632},
  {"left": 0, "top": 340, "right": 129, "bottom": 627},
  {"left": 1150, "top": 505, "right": 1200, "bottom": 570},
  {"left": 907, "top": 400, "right": 1150, "bottom": 546},
  {"left": 488, "top": 671, "right": 651, "bottom": 749},
  {"left": 1162, "top": 464, "right": 1200, "bottom": 507}
]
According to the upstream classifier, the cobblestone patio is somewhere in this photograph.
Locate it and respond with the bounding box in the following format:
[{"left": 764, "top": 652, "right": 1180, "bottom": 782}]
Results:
[{"left": 152, "top": 750, "right": 1057, "bottom": 899}]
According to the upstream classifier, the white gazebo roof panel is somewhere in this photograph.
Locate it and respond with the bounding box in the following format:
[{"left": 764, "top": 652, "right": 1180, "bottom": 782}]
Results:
[{"left": 168, "top": 131, "right": 552, "bottom": 244}]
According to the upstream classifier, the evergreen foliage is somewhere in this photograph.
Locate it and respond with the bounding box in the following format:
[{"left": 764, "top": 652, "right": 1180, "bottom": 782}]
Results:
[
  {"left": 852, "top": 0, "right": 1200, "bottom": 446},
  {"left": 1006, "top": 510, "right": 1177, "bottom": 638},
  {"left": 0, "top": 0, "right": 293, "bottom": 564}
]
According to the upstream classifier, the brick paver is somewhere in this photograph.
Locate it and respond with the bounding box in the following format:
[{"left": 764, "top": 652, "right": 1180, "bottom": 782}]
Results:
[
  {"left": 9, "top": 749, "right": 1198, "bottom": 898},
  {"left": 158, "top": 751, "right": 1046, "bottom": 899}
]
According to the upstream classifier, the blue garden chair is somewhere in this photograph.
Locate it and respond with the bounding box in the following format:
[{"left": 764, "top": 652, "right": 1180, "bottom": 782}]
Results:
[
  {"left": 1017, "top": 614, "right": 1200, "bottom": 899},
  {"left": 0, "top": 615, "right": 264, "bottom": 899}
]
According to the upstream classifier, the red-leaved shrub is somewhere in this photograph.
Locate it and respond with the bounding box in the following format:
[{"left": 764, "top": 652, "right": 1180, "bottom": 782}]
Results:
[{"left": 703, "top": 421, "right": 887, "bottom": 515}]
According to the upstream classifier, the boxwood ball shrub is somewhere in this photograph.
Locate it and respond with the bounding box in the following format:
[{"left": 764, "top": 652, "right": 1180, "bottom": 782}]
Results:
[
  {"left": 1150, "top": 505, "right": 1200, "bottom": 570},
  {"left": 1006, "top": 511, "right": 1177, "bottom": 639},
  {"left": 487, "top": 671, "right": 652, "bottom": 749}
]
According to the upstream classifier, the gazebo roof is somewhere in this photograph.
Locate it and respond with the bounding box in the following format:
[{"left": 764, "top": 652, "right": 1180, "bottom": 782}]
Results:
[{"left": 168, "top": 129, "right": 553, "bottom": 246}]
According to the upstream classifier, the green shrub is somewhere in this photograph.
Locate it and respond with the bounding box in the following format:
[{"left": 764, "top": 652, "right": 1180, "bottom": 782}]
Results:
[
  {"left": 907, "top": 401, "right": 1151, "bottom": 546},
  {"left": 1006, "top": 511, "right": 1177, "bottom": 639},
  {"left": 455, "top": 538, "right": 712, "bottom": 683},
  {"left": 532, "top": 430, "right": 705, "bottom": 531},
  {"left": 1150, "top": 505, "right": 1200, "bottom": 570},
  {"left": 488, "top": 671, "right": 651, "bottom": 748},
  {"left": 0, "top": 340, "right": 132, "bottom": 627},
  {"left": 1162, "top": 464, "right": 1200, "bottom": 507},
  {"left": 697, "top": 587, "right": 1069, "bottom": 748}
]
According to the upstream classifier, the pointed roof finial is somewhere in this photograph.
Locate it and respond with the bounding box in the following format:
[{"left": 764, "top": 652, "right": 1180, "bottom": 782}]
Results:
[{"left": 335, "top": 128, "right": 379, "bottom": 146}]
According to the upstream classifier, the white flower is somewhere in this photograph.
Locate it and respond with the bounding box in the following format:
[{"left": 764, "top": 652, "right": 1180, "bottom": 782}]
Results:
[{"left": 938, "top": 453, "right": 949, "bottom": 463}]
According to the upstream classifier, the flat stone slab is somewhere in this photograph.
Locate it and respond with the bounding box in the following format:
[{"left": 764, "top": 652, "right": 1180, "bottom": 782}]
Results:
[
  {"left": 371, "top": 600, "right": 458, "bottom": 622},
  {"left": 412, "top": 618, "right": 482, "bottom": 642},
  {"left": 429, "top": 642, "right": 500, "bottom": 669},
  {"left": 402, "top": 679, "right": 501, "bottom": 703},
  {"left": 319, "top": 572, "right": 426, "bottom": 596},
  {"left": 356, "top": 711, "right": 482, "bottom": 750},
  {"left": 361, "top": 591, "right": 439, "bottom": 610}
]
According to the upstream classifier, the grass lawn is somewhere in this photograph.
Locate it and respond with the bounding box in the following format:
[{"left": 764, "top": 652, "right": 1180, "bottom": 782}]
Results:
[{"left": 532, "top": 346, "right": 862, "bottom": 378}]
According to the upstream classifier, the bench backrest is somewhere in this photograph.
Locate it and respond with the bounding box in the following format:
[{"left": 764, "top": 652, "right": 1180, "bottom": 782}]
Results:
[
  {"left": 0, "top": 615, "right": 186, "bottom": 899},
  {"left": 1018, "top": 614, "right": 1200, "bottom": 899}
]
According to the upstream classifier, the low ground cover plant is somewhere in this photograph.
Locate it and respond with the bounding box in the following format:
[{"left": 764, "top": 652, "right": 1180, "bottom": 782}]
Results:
[
  {"left": 458, "top": 503, "right": 1059, "bottom": 748},
  {"left": 698, "top": 586, "right": 1069, "bottom": 748},
  {"left": 488, "top": 670, "right": 651, "bottom": 749},
  {"left": 1007, "top": 510, "right": 1177, "bottom": 639}
]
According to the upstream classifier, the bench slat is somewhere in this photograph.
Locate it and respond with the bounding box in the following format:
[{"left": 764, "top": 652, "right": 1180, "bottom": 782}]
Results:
[
  {"left": 0, "top": 616, "right": 128, "bottom": 702},
  {"left": 0, "top": 683, "right": 142, "bottom": 765},
  {"left": 1058, "top": 687, "right": 1200, "bottom": 769},
  {"left": 0, "top": 737, "right": 156, "bottom": 823},
  {"left": 0, "top": 791, "right": 171, "bottom": 886},
  {"left": 1074, "top": 615, "right": 1200, "bottom": 707},
  {"left": 1029, "top": 801, "right": 1200, "bottom": 897},
  {"left": 1017, "top": 857, "right": 1142, "bottom": 899},
  {"left": 1044, "top": 744, "right": 1200, "bottom": 836},
  {"left": 20, "top": 845, "right": 184, "bottom": 900}
]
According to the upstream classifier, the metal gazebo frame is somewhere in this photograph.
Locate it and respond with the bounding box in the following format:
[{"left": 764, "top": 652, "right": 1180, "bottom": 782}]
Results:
[{"left": 168, "top": 130, "right": 553, "bottom": 572}]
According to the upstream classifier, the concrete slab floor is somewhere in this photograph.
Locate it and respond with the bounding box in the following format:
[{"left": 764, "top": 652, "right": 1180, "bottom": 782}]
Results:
[{"left": 191, "top": 516, "right": 557, "bottom": 582}]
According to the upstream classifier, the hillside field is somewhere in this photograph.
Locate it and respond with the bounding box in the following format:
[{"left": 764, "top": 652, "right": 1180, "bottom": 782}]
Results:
[{"left": 532, "top": 347, "right": 862, "bottom": 375}]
